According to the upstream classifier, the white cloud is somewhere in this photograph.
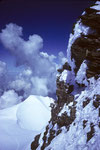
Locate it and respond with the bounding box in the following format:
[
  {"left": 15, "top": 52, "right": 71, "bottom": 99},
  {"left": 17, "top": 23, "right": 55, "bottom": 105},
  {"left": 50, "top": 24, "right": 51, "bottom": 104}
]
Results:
[
  {"left": 0, "top": 90, "right": 22, "bottom": 109},
  {"left": 0, "top": 23, "right": 67, "bottom": 107},
  {"left": 31, "top": 77, "right": 48, "bottom": 96},
  {"left": 58, "top": 51, "right": 67, "bottom": 66},
  {"left": 0, "top": 23, "right": 43, "bottom": 67},
  {"left": 0, "top": 23, "right": 57, "bottom": 97}
]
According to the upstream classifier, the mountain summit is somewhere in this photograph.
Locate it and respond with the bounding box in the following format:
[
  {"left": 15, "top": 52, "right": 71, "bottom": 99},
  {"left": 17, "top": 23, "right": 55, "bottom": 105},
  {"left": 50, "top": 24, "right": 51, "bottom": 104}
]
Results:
[{"left": 31, "top": 1, "right": 100, "bottom": 150}]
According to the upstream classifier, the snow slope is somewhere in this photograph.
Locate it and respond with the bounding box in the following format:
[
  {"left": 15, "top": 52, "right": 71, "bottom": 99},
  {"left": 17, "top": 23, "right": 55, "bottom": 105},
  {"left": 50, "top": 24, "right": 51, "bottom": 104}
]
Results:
[{"left": 0, "top": 95, "right": 54, "bottom": 150}]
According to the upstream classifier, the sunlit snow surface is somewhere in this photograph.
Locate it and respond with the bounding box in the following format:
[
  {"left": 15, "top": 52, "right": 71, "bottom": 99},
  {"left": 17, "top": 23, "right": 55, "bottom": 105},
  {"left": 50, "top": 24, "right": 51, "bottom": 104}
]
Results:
[
  {"left": 91, "top": 1, "right": 100, "bottom": 11},
  {"left": 0, "top": 95, "right": 54, "bottom": 150},
  {"left": 75, "top": 60, "right": 88, "bottom": 86}
]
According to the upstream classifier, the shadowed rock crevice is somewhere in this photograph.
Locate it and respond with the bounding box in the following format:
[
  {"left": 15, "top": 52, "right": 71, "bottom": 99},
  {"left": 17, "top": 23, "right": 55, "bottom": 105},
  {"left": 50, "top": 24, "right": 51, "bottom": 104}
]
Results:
[
  {"left": 31, "top": 134, "right": 41, "bottom": 150},
  {"left": 93, "top": 95, "right": 100, "bottom": 109},
  {"left": 87, "top": 123, "right": 95, "bottom": 142}
]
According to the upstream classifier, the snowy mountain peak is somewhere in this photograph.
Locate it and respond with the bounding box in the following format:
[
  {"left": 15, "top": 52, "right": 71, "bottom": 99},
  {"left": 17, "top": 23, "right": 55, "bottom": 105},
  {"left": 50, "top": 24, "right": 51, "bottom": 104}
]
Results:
[{"left": 0, "top": 95, "right": 54, "bottom": 150}]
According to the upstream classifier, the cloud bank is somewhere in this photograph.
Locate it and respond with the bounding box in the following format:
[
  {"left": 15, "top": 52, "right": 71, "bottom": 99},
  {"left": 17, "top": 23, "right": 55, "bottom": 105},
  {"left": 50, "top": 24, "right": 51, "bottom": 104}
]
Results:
[{"left": 0, "top": 23, "right": 67, "bottom": 108}]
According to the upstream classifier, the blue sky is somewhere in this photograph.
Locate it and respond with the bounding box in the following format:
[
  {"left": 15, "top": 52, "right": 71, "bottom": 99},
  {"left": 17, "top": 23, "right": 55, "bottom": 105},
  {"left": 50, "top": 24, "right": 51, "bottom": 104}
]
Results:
[{"left": 0, "top": 0, "right": 94, "bottom": 67}]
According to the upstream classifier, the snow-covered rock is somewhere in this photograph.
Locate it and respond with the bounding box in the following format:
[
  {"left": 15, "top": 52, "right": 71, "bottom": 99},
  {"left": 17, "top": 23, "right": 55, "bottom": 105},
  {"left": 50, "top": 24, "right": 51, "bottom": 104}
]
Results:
[{"left": 31, "top": 1, "right": 100, "bottom": 150}]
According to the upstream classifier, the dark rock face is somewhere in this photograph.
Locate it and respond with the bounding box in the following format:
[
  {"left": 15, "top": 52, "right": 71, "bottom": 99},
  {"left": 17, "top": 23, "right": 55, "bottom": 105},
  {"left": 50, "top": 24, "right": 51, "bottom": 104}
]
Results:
[
  {"left": 93, "top": 95, "right": 100, "bottom": 108},
  {"left": 83, "top": 98, "right": 90, "bottom": 108},
  {"left": 71, "top": 6, "right": 100, "bottom": 78},
  {"left": 83, "top": 120, "right": 88, "bottom": 129},
  {"left": 87, "top": 123, "right": 95, "bottom": 142},
  {"left": 57, "top": 62, "right": 71, "bottom": 73},
  {"left": 81, "top": 8, "right": 100, "bottom": 32},
  {"left": 56, "top": 77, "right": 74, "bottom": 104},
  {"left": 31, "top": 134, "right": 41, "bottom": 150}
]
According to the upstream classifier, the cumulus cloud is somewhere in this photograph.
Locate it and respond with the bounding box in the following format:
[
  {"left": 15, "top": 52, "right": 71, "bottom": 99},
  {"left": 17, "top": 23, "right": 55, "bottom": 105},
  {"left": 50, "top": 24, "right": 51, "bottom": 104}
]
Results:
[
  {"left": 0, "top": 23, "right": 67, "bottom": 108},
  {"left": 0, "top": 23, "right": 43, "bottom": 67},
  {"left": 58, "top": 51, "right": 67, "bottom": 66},
  {"left": 0, "top": 23, "right": 57, "bottom": 97},
  {"left": 0, "top": 90, "right": 22, "bottom": 109}
]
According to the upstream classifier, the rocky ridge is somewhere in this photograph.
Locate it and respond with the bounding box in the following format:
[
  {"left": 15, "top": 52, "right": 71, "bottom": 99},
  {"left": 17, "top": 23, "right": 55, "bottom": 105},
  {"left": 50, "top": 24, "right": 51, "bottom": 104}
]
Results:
[{"left": 31, "top": 1, "right": 100, "bottom": 150}]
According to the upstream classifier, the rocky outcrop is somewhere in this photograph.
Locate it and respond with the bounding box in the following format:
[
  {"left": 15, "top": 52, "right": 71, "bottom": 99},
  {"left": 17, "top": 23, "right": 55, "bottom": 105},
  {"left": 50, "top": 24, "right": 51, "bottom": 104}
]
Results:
[
  {"left": 31, "top": 74, "right": 76, "bottom": 149},
  {"left": 71, "top": 5, "right": 100, "bottom": 78},
  {"left": 57, "top": 62, "right": 71, "bottom": 73},
  {"left": 31, "top": 1, "right": 100, "bottom": 150},
  {"left": 31, "top": 134, "right": 41, "bottom": 150}
]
